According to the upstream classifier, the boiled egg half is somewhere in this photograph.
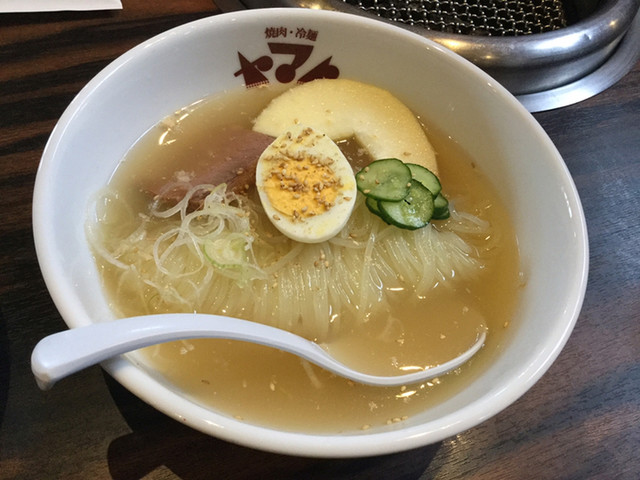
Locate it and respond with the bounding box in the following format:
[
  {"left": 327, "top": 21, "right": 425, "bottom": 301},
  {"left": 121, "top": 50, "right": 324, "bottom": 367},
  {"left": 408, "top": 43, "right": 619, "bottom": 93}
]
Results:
[{"left": 255, "top": 124, "right": 357, "bottom": 243}]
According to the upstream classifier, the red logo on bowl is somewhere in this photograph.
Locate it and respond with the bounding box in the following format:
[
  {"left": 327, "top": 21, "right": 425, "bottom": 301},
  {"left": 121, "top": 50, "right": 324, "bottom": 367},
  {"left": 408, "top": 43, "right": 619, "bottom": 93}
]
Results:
[{"left": 234, "top": 26, "right": 340, "bottom": 87}]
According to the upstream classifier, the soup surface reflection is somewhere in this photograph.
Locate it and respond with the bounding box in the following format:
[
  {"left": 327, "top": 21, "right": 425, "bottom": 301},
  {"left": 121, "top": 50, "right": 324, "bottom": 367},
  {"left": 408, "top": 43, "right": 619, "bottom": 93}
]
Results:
[{"left": 90, "top": 85, "right": 522, "bottom": 433}]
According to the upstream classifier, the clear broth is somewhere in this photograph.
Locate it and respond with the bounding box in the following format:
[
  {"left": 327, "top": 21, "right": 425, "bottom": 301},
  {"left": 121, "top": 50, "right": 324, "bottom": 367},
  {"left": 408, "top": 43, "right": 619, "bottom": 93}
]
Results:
[{"left": 94, "top": 85, "right": 522, "bottom": 433}]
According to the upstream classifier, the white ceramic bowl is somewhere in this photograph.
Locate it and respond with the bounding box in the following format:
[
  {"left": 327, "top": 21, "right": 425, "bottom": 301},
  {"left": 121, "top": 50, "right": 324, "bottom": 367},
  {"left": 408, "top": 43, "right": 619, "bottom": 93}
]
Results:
[{"left": 33, "top": 8, "right": 588, "bottom": 457}]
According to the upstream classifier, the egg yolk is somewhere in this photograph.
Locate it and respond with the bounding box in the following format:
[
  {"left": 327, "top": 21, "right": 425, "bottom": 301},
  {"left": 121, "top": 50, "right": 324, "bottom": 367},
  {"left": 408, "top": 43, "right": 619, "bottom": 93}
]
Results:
[{"left": 261, "top": 149, "right": 342, "bottom": 221}]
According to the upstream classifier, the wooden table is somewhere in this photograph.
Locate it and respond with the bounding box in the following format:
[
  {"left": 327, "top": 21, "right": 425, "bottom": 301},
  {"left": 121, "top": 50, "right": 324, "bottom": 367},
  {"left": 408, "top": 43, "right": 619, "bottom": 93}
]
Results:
[{"left": 1, "top": 2, "right": 638, "bottom": 478}]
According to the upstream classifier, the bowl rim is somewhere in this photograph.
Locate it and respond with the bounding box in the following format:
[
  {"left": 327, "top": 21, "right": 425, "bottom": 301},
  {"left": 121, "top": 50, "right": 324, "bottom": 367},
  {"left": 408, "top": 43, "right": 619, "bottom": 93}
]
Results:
[{"left": 32, "top": 8, "right": 589, "bottom": 458}]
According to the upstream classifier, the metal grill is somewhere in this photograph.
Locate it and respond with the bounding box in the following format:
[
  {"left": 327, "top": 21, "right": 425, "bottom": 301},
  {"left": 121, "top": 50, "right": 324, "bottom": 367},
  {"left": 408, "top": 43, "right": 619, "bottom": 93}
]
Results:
[{"left": 341, "top": 0, "right": 568, "bottom": 35}]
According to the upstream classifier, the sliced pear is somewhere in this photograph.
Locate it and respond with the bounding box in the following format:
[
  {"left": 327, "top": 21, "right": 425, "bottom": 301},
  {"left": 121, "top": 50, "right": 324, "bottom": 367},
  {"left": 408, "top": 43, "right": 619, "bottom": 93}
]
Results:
[{"left": 253, "top": 78, "right": 437, "bottom": 176}]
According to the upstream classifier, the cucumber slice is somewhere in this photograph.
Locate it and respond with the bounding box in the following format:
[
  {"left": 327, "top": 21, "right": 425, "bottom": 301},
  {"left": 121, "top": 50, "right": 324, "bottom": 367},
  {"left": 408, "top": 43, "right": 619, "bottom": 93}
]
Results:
[
  {"left": 365, "top": 197, "right": 391, "bottom": 224},
  {"left": 406, "top": 163, "right": 441, "bottom": 197},
  {"left": 432, "top": 193, "right": 450, "bottom": 220},
  {"left": 365, "top": 196, "right": 382, "bottom": 215},
  {"left": 356, "top": 158, "right": 412, "bottom": 201},
  {"left": 378, "top": 180, "right": 434, "bottom": 230}
]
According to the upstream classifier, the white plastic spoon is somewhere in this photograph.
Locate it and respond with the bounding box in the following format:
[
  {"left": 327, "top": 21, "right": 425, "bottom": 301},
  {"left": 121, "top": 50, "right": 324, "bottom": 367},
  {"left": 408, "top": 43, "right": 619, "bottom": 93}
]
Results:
[{"left": 31, "top": 313, "right": 486, "bottom": 390}]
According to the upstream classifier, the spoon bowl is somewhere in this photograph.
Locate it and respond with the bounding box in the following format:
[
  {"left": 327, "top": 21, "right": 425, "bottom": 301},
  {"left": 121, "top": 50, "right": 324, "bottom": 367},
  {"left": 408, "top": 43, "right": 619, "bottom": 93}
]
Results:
[{"left": 31, "top": 313, "right": 487, "bottom": 390}]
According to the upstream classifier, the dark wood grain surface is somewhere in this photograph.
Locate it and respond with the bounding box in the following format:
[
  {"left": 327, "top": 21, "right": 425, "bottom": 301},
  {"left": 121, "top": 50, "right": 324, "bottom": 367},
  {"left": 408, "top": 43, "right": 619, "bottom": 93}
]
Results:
[{"left": 1, "top": 2, "right": 638, "bottom": 479}]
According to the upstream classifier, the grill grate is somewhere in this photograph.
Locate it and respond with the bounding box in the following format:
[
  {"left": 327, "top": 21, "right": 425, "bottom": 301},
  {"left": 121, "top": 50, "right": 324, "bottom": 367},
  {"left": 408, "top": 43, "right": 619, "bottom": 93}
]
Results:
[{"left": 341, "top": 0, "right": 568, "bottom": 35}]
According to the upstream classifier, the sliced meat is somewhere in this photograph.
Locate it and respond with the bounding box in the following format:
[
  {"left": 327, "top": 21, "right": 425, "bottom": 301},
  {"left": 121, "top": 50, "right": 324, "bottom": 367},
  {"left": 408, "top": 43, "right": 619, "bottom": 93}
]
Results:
[
  {"left": 146, "top": 127, "right": 275, "bottom": 208},
  {"left": 188, "top": 127, "right": 275, "bottom": 192}
]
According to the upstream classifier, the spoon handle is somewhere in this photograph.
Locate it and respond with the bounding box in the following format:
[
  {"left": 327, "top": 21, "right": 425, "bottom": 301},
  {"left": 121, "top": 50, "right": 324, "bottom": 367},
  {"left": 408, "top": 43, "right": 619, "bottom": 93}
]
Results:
[{"left": 31, "top": 313, "right": 486, "bottom": 389}]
